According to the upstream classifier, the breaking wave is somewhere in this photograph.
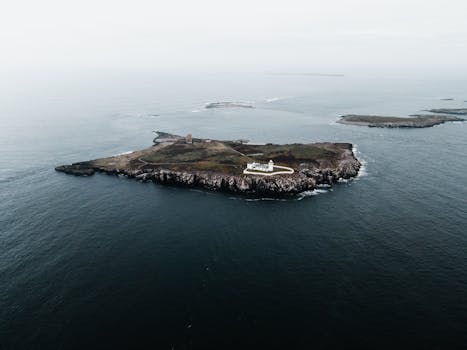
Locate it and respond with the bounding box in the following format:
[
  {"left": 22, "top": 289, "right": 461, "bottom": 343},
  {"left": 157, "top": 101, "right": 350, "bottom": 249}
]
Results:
[
  {"left": 352, "top": 145, "right": 368, "bottom": 179},
  {"left": 296, "top": 188, "right": 329, "bottom": 200},
  {"left": 265, "top": 96, "right": 288, "bottom": 102}
]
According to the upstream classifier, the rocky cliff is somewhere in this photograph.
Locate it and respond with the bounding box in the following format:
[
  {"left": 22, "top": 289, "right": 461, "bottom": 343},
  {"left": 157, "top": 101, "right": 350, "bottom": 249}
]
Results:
[
  {"left": 55, "top": 153, "right": 360, "bottom": 196},
  {"left": 55, "top": 133, "right": 361, "bottom": 197}
]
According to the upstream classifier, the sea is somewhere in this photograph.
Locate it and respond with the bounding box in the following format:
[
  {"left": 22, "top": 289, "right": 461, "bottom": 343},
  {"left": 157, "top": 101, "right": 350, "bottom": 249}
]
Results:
[{"left": 1, "top": 69, "right": 467, "bottom": 349}]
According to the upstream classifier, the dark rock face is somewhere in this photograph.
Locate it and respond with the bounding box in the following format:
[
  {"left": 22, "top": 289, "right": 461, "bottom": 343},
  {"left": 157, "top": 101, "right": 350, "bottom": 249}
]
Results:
[
  {"left": 55, "top": 154, "right": 361, "bottom": 196},
  {"left": 55, "top": 134, "right": 362, "bottom": 197},
  {"left": 55, "top": 164, "right": 95, "bottom": 176}
]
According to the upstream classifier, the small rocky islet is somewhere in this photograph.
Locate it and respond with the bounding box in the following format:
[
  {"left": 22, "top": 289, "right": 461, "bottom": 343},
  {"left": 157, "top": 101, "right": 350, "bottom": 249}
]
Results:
[
  {"left": 426, "top": 108, "right": 467, "bottom": 115},
  {"left": 56, "top": 132, "right": 361, "bottom": 196},
  {"left": 337, "top": 108, "right": 466, "bottom": 128},
  {"left": 205, "top": 101, "right": 254, "bottom": 109}
]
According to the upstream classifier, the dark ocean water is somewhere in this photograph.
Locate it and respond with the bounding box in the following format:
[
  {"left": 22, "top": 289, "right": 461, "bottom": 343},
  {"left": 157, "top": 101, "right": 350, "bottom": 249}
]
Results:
[{"left": 1, "top": 71, "right": 467, "bottom": 349}]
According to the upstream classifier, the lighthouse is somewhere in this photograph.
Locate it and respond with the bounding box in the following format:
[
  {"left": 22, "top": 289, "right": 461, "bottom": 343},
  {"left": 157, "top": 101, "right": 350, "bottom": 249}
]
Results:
[{"left": 268, "top": 160, "right": 274, "bottom": 172}]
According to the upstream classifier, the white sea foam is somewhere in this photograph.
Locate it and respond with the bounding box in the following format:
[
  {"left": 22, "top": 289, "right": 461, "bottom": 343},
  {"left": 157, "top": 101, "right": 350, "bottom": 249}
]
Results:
[
  {"left": 245, "top": 197, "right": 287, "bottom": 202},
  {"left": 297, "top": 191, "right": 318, "bottom": 200},
  {"left": 265, "top": 96, "right": 290, "bottom": 102},
  {"left": 189, "top": 189, "right": 215, "bottom": 195},
  {"left": 115, "top": 151, "right": 133, "bottom": 156},
  {"left": 191, "top": 109, "right": 202, "bottom": 113},
  {"left": 296, "top": 188, "right": 329, "bottom": 200},
  {"left": 358, "top": 160, "right": 368, "bottom": 178},
  {"left": 316, "top": 184, "right": 331, "bottom": 188},
  {"left": 352, "top": 145, "right": 368, "bottom": 179}
]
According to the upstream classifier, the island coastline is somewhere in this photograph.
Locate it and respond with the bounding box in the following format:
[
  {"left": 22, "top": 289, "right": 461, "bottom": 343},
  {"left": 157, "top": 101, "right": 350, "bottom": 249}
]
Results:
[
  {"left": 337, "top": 114, "right": 464, "bottom": 128},
  {"left": 56, "top": 132, "right": 361, "bottom": 197}
]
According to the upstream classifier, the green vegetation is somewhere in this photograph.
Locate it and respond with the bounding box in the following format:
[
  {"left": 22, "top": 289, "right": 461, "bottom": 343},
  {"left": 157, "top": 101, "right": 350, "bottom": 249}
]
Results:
[
  {"left": 56, "top": 132, "right": 360, "bottom": 186},
  {"left": 137, "top": 140, "right": 348, "bottom": 174},
  {"left": 226, "top": 142, "right": 341, "bottom": 167},
  {"left": 137, "top": 141, "right": 249, "bottom": 174}
]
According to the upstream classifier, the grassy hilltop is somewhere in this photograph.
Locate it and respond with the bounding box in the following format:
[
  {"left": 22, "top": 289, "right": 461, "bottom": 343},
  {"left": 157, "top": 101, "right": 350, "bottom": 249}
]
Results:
[{"left": 82, "top": 134, "right": 353, "bottom": 176}]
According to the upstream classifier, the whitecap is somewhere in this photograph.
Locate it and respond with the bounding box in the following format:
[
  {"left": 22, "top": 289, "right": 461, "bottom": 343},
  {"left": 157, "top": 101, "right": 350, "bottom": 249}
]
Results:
[
  {"left": 316, "top": 184, "right": 331, "bottom": 188},
  {"left": 296, "top": 189, "right": 329, "bottom": 200},
  {"left": 357, "top": 160, "right": 368, "bottom": 179},
  {"left": 245, "top": 197, "right": 287, "bottom": 202},
  {"left": 352, "top": 145, "right": 368, "bottom": 179},
  {"left": 265, "top": 97, "right": 284, "bottom": 102}
]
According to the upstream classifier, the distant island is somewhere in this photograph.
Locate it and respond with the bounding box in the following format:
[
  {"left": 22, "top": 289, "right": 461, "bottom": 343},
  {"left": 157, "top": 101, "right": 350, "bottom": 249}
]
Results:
[
  {"left": 337, "top": 114, "right": 464, "bottom": 128},
  {"left": 55, "top": 132, "right": 361, "bottom": 196},
  {"left": 205, "top": 102, "right": 254, "bottom": 109},
  {"left": 425, "top": 108, "right": 467, "bottom": 115},
  {"left": 268, "top": 72, "right": 345, "bottom": 77}
]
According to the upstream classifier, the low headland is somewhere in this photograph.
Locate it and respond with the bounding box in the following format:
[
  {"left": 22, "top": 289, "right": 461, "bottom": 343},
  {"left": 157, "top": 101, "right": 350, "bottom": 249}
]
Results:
[
  {"left": 337, "top": 113, "right": 464, "bottom": 128},
  {"left": 55, "top": 132, "right": 361, "bottom": 196}
]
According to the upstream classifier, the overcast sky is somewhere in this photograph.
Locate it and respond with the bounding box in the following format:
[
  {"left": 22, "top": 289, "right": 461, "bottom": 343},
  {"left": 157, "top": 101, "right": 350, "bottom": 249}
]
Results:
[{"left": 1, "top": 0, "right": 467, "bottom": 73}]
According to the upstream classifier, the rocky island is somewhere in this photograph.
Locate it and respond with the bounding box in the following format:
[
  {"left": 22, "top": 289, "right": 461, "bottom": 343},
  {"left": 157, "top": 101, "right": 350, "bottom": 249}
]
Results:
[
  {"left": 55, "top": 132, "right": 361, "bottom": 196},
  {"left": 425, "top": 108, "right": 467, "bottom": 115},
  {"left": 337, "top": 114, "right": 464, "bottom": 128},
  {"left": 205, "top": 102, "right": 254, "bottom": 109}
]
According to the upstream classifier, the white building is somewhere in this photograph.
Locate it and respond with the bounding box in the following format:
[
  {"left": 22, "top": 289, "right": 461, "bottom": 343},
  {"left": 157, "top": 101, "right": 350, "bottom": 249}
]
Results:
[{"left": 246, "top": 160, "right": 274, "bottom": 172}]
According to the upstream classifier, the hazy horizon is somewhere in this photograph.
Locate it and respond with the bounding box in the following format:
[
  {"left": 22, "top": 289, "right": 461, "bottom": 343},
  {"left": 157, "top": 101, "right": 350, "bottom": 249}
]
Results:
[{"left": 1, "top": 0, "right": 467, "bottom": 76}]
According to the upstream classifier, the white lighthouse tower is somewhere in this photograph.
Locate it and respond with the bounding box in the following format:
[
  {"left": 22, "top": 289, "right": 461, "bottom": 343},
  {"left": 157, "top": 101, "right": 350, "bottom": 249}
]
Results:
[{"left": 268, "top": 160, "right": 274, "bottom": 172}]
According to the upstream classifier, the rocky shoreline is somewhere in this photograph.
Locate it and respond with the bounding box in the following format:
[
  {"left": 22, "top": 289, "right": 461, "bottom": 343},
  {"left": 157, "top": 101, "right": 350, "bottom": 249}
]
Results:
[
  {"left": 56, "top": 159, "right": 361, "bottom": 196},
  {"left": 337, "top": 114, "right": 464, "bottom": 128},
  {"left": 55, "top": 133, "right": 361, "bottom": 196}
]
